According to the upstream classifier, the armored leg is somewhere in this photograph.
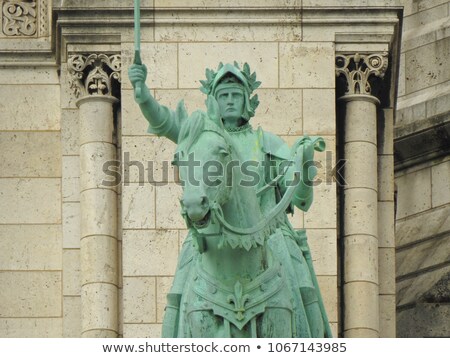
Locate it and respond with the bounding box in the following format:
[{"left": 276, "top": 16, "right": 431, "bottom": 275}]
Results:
[
  {"left": 162, "top": 234, "right": 197, "bottom": 337},
  {"left": 258, "top": 308, "right": 293, "bottom": 337},
  {"left": 188, "top": 310, "right": 224, "bottom": 338},
  {"left": 301, "top": 287, "right": 324, "bottom": 337},
  {"left": 162, "top": 293, "right": 182, "bottom": 338}
]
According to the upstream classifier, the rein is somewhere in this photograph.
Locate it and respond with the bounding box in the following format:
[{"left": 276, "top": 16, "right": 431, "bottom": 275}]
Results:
[
  {"left": 180, "top": 114, "right": 322, "bottom": 250},
  {"left": 212, "top": 172, "right": 297, "bottom": 237}
]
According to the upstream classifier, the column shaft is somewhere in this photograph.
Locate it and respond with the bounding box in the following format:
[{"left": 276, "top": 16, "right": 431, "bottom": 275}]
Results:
[
  {"left": 78, "top": 95, "right": 119, "bottom": 338},
  {"left": 342, "top": 95, "right": 380, "bottom": 337}
]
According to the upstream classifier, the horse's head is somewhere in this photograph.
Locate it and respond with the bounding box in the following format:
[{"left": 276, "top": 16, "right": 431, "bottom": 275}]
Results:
[{"left": 174, "top": 110, "right": 234, "bottom": 229}]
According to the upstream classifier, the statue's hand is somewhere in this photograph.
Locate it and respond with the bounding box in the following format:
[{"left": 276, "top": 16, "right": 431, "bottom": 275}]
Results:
[
  {"left": 301, "top": 137, "right": 315, "bottom": 163},
  {"left": 128, "top": 64, "right": 151, "bottom": 104},
  {"left": 292, "top": 137, "right": 317, "bottom": 186},
  {"left": 128, "top": 63, "right": 147, "bottom": 87},
  {"left": 302, "top": 144, "right": 317, "bottom": 186}
]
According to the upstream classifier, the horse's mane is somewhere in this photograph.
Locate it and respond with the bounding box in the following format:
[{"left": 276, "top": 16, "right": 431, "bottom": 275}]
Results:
[
  {"left": 176, "top": 110, "right": 227, "bottom": 154},
  {"left": 176, "top": 110, "right": 267, "bottom": 246}
]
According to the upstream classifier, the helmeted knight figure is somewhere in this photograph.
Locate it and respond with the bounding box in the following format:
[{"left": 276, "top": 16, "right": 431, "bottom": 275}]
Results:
[{"left": 128, "top": 61, "right": 332, "bottom": 338}]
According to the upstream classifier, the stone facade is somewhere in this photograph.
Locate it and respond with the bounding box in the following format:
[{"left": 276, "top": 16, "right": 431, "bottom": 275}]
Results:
[
  {"left": 0, "top": 0, "right": 414, "bottom": 338},
  {"left": 394, "top": 0, "right": 450, "bottom": 338}
]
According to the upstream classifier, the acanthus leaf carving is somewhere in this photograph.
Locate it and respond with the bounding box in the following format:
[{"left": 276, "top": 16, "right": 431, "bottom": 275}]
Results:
[
  {"left": 335, "top": 53, "right": 388, "bottom": 97},
  {"left": 2, "top": 1, "right": 37, "bottom": 36},
  {"left": 68, "top": 53, "right": 122, "bottom": 99}
]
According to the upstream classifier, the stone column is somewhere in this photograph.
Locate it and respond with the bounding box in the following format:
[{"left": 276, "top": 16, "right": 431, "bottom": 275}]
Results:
[
  {"left": 336, "top": 53, "right": 388, "bottom": 338},
  {"left": 68, "top": 54, "right": 121, "bottom": 337}
]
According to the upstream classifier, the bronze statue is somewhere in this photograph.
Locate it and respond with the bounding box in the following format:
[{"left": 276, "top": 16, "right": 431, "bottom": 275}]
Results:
[{"left": 128, "top": 60, "right": 331, "bottom": 338}]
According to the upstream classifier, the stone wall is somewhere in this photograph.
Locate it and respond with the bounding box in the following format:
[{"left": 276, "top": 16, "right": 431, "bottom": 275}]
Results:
[
  {"left": 0, "top": 0, "right": 403, "bottom": 338},
  {"left": 0, "top": 0, "right": 60, "bottom": 336},
  {"left": 395, "top": 158, "right": 450, "bottom": 337},
  {"left": 395, "top": 0, "right": 450, "bottom": 338},
  {"left": 58, "top": 62, "right": 80, "bottom": 337}
]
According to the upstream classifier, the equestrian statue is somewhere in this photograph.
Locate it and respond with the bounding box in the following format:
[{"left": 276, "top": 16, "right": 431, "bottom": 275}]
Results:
[{"left": 129, "top": 59, "right": 332, "bottom": 338}]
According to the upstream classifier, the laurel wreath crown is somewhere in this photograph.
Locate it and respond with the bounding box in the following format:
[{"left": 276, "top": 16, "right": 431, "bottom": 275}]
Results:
[{"left": 199, "top": 62, "right": 261, "bottom": 119}]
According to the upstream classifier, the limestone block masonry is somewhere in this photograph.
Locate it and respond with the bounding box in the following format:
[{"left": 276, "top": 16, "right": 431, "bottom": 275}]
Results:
[
  {"left": 0, "top": 1, "right": 404, "bottom": 338},
  {"left": 394, "top": 0, "right": 450, "bottom": 338}
]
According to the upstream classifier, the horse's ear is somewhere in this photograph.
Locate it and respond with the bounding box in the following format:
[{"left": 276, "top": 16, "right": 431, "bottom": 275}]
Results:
[
  {"left": 176, "top": 99, "right": 188, "bottom": 122},
  {"left": 206, "top": 95, "right": 222, "bottom": 127}
]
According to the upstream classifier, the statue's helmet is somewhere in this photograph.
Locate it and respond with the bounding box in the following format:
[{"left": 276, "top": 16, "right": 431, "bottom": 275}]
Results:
[{"left": 199, "top": 62, "right": 261, "bottom": 122}]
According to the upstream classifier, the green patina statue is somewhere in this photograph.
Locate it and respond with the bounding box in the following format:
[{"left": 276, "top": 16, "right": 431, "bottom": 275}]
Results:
[{"left": 128, "top": 60, "right": 332, "bottom": 338}]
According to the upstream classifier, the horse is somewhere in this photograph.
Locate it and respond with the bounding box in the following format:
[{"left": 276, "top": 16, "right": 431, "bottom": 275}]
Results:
[{"left": 163, "top": 98, "right": 330, "bottom": 338}]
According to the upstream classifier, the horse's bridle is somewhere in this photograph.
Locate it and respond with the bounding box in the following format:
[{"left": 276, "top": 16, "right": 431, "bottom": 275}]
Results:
[{"left": 183, "top": 126, "right": 324, "bottom": 250}]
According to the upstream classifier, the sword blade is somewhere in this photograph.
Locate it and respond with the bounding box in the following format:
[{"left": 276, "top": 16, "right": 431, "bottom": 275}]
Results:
[
  {"left": 134, "top": 0, "right": 141, "bottom": 56},
  {"left": 134, "top": 0, "right": 142, "bottom": 97}
]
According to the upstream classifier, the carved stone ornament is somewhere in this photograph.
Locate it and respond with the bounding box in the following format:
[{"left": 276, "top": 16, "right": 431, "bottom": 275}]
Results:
[
  {"left": 2, "top": 1, "right": 37, "bottom": 36},
  {"left": 68, "top": 54, "right": 121, "bottom": 98},
  {"left": 335, "top": 53, "right": 388, "bottom": 96},
  {"left": 38, "top": 0, "right": 48, "bottom": 37}
]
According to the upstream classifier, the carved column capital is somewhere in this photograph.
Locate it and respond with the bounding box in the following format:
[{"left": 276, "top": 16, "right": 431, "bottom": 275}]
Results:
[
  {"left": 68, "top": 53, "right": 122, "bottom": 99},
  {"left": 336, "top": 53, "right": 388, "bottom": 98}
]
